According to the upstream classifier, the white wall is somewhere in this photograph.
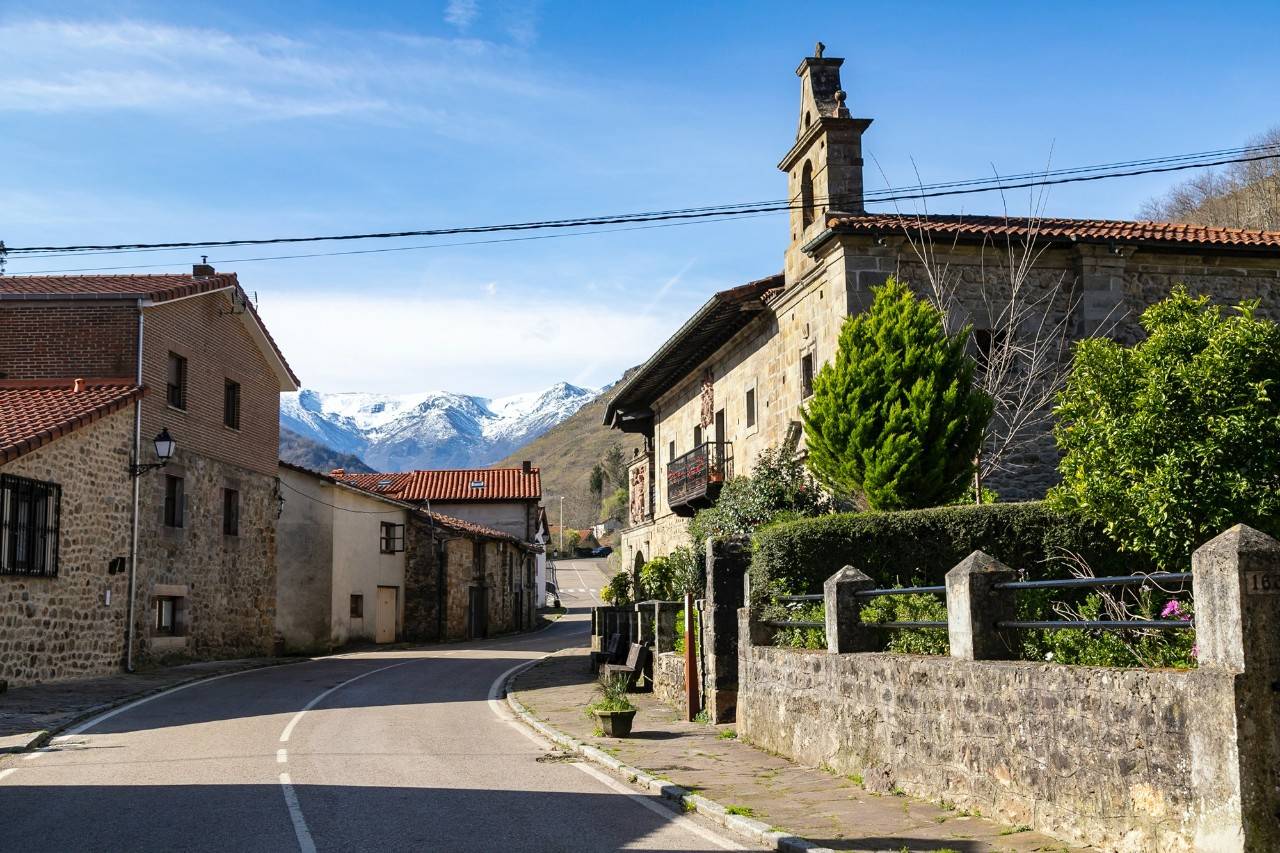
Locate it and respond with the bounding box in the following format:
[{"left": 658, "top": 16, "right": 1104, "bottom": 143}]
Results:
[{"left": 329, "top": 487, "right": 407, "bottom": 645}]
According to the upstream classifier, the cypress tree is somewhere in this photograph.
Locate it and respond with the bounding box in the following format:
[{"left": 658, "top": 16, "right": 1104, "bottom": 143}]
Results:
[{"left": 802, "top": 277, "right": 991, "bottom": 509}]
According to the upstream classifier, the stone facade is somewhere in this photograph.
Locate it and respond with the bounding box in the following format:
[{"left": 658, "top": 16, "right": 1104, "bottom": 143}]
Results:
[
  {"left": 0, "top": 407, "right": 134, "bottom": 686},
  {"left": 617, "top": 49, "right": 1280, "bottom": 564}
]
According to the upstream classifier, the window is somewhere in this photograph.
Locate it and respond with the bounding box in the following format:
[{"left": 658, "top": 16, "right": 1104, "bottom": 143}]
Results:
[
  {"left": 745, "top": 387, "right": 757, "bottom": 429},
  {"left": 154, "top": 596, "right": 182, "bottom": 635},
  {"left": 0, "top": 474, "right": 61, "bottom": 577},
  {"left": 379, "top": 521, "right": 404, "bottom": 554},
  {"left": 223, "top": 379, "right": 241, "bottom": 429},
  {"left": 164, "top": 475, "right": 184, "bottom": 528},
  {"left": 669, "top": 440, "right": 676, "bottom": 462},
  {"left": 222, "top": 488, "right": 240, "bottom": 536},
  {"left": 801, "top": 352, "right": 815, "bottom": 399},
  {"left": 800, "top": 160, "right": 815, "bottom": 229},
  {"left": 693, "top": 425, "right": 703, "bottom": 448},
  {"left": 973, "top": 328, "right": 1007, "bottom": 371},
  {"left": 167, "top": 352, "right": 188, "bottom": 409},
  {"left": 350, "top": 594, "right": 364, "bottom": 618}
]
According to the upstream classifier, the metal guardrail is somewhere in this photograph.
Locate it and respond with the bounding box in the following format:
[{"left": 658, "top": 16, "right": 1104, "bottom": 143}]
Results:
[{"left": 769, "top": 584, "right": 948, "bottom": 631}]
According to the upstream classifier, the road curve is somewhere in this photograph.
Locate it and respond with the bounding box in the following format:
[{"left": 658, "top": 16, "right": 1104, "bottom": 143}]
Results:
[{"left": 0, "top": 561, "right": 752, "bottom": 853}]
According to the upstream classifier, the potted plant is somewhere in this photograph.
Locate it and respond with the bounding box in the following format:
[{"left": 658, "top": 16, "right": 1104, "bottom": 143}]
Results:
[{"left": 587, "top": 674, "right": 638, "bottom": 737}]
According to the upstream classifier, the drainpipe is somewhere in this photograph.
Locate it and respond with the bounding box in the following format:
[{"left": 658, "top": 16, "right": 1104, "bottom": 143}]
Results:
[{"left": 125, "top": 304, "right": 144, "bottom": 672}]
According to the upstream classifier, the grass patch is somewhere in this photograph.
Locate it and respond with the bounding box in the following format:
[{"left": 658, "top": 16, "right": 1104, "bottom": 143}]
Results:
[
  {"left": 725, "top": 805, "right": 756, "bottom": 817},
  {"left": 1000, "top": 824, "right": 1032, "bottom": 835},
  {"left": 717, "top": 729, "right": 737, "bottom": 740}
]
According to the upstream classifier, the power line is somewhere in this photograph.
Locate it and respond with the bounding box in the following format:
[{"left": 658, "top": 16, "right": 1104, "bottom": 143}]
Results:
[{"left": 5, "top": 141, "right": 1279, "bottom": 260}]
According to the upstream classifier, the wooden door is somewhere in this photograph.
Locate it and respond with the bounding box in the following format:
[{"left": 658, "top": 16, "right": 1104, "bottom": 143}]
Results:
[{"left": 375, "top": 586, "right": 397, "bottom": 644}]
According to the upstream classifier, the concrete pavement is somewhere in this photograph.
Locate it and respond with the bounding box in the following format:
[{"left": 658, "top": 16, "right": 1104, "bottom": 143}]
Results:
[{"left": 0, "top": 561, "right": 757, "bottom": 852}]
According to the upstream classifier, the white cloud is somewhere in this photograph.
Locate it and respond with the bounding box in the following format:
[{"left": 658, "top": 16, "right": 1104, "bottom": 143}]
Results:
[
  {"left": 444, "top": 0, "right": 480, "bottom": 30},
  {"left": 256, "top": 291, "right": 682, "bottom": 396},
  {"left": 0, "top": 18, "right": 558, "bottom": 122}
]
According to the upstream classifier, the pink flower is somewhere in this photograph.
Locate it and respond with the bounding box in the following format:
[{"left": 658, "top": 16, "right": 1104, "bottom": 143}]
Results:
[
  {"left": 1191, "top": 644, "right": 1199, "bottom": 659},
  {"left": 1161, "top": 599, "right": 1183, "bottom": 618}
]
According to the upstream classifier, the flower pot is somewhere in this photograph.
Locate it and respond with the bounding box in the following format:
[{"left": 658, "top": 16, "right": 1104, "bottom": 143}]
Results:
[{"left": 595, "top": 709, "right": 637, "bottom": 737}]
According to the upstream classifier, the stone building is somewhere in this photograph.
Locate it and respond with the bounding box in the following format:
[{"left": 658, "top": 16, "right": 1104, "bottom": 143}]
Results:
[
  {"left": 0, "top": 379, "right": 143, "bottom": 687},
  {"left": 276, "top": 461, "right": 411, "bottom": 652},
  {"left": 0, "top": 266, "right": 299, "bottom": 671},
  {"left": 605, "top": 47, "right": 1280, "bottom": 568}
]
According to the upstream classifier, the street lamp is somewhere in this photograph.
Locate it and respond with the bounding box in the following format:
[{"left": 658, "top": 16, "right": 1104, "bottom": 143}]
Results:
[{"left": 129, "top": 427, "right": 176, "bottom": 477}]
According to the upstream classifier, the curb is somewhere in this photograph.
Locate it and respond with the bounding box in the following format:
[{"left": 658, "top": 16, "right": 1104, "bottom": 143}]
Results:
[
  {"left": 0, "top": 657, "right": 308, "bottom": 755},
  {"left": 502, "top": 656, "right": 837, "bottom": 853}
]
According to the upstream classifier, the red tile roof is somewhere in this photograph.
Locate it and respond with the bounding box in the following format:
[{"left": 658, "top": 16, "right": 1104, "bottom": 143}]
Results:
[
  {"left": 824, "top": 213, "right": 1280, "bottom": 249},
  {"left": 424, "top": 511, "right": 540, "bottom": 552},
  {"left": 0, "top": 380, "right": 144, "bottom": 464},
  {"left": 338, "top": 467, "right": 542, "bottom": 502},
  {"left": 0, "top": 271, "right": 300, "bottom": 389}
]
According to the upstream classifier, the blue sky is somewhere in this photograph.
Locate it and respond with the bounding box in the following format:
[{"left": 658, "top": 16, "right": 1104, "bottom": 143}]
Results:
[{"left": 2, "top": 1, "right": 1278, "bottom": 396}]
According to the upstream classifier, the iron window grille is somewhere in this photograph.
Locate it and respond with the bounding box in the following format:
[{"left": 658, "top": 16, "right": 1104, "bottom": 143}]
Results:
[
  {"left": 167, "top": 352, "right": 188, "bottom": 410},
  {"left": 0, "top": 473, "right": 61, "bottom": 577},
  {"left": 224, "top": 379, "right": 241, "bottom": 429},
  {"left": 222, "top": 488, "right": 240, "bottom": 536},
  {"left": 379, "top": 522, "right": 404, "bottom": 554}
]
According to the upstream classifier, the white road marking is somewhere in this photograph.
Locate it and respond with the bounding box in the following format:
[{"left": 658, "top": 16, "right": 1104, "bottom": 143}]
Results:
[
  {"left": 22, "top": 750, "right": 42, "bottom": 761},
  {"left": 277, "top": 748, "right": 288, "bottom": 764},
  {"left": 0, "top": 768, "right": 16, "bottom": 782},
  {"left": 279, "top": 660, "right": 414, "bottom": 743},
  {"left": 486, "top": 658, "right": 745, "bottom": 851},
  {"left": 279, "top": 772, "right": 317, "bottom": 853}
]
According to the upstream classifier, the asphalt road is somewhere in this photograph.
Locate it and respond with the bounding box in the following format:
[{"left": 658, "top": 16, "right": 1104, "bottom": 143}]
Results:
[{"left": 0, "top": 559, "right": 754, "bottom": 853}]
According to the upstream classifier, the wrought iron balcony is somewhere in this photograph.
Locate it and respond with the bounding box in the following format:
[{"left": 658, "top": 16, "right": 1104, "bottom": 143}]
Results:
[{"left": 667, "top": 441, "right": 733, "bottom": 517}]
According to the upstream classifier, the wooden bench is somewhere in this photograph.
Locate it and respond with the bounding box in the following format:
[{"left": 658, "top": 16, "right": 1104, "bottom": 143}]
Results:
[
  {"left": 590, "top": 633, "right": 625, "bottom": 672},
  {"left": 601, "top": 642, "right": 650, "bottom": 692}
]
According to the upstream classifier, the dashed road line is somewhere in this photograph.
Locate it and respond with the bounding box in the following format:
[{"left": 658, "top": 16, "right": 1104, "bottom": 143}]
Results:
[
  {"left": 279, "top": 771, "right": 317, "bottom": 853},
  {"left": 277, "top": 748, "right": 288, "bottom": 764}
]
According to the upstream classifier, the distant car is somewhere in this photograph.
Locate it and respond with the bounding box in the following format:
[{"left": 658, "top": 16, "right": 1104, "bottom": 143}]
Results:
[{"left": 591, "top": 546, "right": 613, "bottom": 557}]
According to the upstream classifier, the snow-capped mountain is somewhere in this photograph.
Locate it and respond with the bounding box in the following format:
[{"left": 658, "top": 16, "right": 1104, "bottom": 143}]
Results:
[{"left": 280, "top": 382, "right": 599, "bottom": 471}]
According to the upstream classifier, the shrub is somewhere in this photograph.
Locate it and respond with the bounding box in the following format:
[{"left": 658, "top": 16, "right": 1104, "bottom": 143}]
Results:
[
  {"left": 749, "top": 501, "right": 1137, "bottom": 611},
  {"left": 586, "top": 674, "right": 637, "bottom": 716},
  {"left": 802, "top": 277, "right": 991, "bottom": 509},
  {"left": 769, "top": 601, "right": 826, "bottom": 649},
  {"left": 672, "top": 607, "right": 700, "bottom": 654},
  {"left": 1050, "top": 286, "right": 1280, "bottom": 567},
  {"left": 638, "top": 547, "right": 701, "bottom": 601},
  {"left": 601, "top": 571, "right": 633, "bottom": 606},
  {"left": 860, "top": 592, "right": 949, "bottom": 655}
]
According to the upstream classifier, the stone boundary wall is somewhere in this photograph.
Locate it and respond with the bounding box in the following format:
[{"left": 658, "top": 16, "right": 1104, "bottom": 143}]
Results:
[
  {"left": 653, "top": 651, "right": 687, "bottom": 716},
  {"left": 738, "top": 643, "right": 1218, "bottom": 851}
]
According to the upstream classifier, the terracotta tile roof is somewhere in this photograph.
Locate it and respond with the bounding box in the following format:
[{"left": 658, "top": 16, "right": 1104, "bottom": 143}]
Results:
[
  {"left": 423, "top": 511, "right": 540, "bottom": 552},
  {"left": 0, "top": 271, "right": 300, "bottom": 389},
  {"left": 0, "top": 272, "right": 240, "bottom": 302},
  {"left": 337, "top": 467, "right": 542, "bottom": 502},
  {"left": 0, "top": 380, "right": 144, "bottom": 464},
  {"left": 824, "top": 213, "right": 1280, "bottom": 249}
]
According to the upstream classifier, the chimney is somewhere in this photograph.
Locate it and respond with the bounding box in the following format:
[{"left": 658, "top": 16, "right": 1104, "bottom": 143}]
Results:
[
  {"left": 72, "top": 378, "right": 86, "bottom": 393},
  {"left": 330, "top": 468, "right": 345, "bottom": 478},
  {"left": 193, "top": 259, "right": 215, "bottom": 277},
  {"left": 522, "top": 460, "right": 532, "bottom": 475}
]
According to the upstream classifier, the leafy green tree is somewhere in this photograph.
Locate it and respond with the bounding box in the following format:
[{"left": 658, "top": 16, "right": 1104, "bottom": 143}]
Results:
[
  {"left": 1049, "top": 286, "right": 1280, "bottom": 566},
  {"left": 600, "top": 487, "right": 627, "bottom": 524},
  {"left": 802, "top": 277, "right": 991, "bottom": 509},
  {"left": 688, "top": 446, "right": 828, "bottom": 552}
]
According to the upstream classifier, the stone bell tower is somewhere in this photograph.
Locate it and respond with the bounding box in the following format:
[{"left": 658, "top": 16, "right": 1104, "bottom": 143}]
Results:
[{"left": 779, "top": 43, "right": 873, "bottom": 286}]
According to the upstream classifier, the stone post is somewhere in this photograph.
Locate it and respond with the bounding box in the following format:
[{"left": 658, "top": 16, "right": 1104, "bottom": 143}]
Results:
[
  {"left": 635, "top": 601, "right": 656, "bottom": 649},
  {"left": 944, "top": 551, "right": 1019, "bottom": 660},
  {"left": 704, "top": 537, "right": 750, "bottom": 723},
  {"left": 1190, "top": 524, "right": 1280, "bottom": 851},
  {"left": 823, "top": 565, "right": 877, "bottom": 654},
  {"left": 654, "top": 601, "right": 682, "bottom": 653}
]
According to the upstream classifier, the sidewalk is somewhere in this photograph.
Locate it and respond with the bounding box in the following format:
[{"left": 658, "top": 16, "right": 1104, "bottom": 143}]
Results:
[
  {"left": 0, "top": 657, "right": 304, "bottom": 752},
  {"left": 511, "top": 650, "right": 1082, "bottom": 853}
]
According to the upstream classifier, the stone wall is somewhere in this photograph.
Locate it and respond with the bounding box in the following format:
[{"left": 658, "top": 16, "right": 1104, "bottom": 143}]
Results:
[
  {"left": 134, "top": 450, "right": 277, "bottom": 665},
  {"left": 653, "top": 651, "right": 687, "bottom": 716},
  {"left": 738, "top": 644, "right": 1218, "bottom": 851},
  {"left": 0, "top": 407, "right": 134, "bottom": 686}
]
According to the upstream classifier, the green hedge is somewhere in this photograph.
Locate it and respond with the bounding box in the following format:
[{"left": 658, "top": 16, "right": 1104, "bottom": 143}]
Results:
[{"left": 749, "top": 501, "right": 1141, "bottom": 610}]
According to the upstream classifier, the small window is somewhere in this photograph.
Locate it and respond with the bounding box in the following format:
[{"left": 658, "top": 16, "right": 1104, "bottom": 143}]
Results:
[
  {"left": 973, "top": 328, "right": 1007, "bottom": 371},
  {"left": 379, "top": 521, "right": 404, "bottom": 554},
  {"left": 350, "top": 594, "right": 364, "bottom": 618},
  {"left": 154, "top": 596, "right": 183, "bottom": 635},
  {"left": 693, "top": 425, "right": 703, "bottom": 448},
  {"left": 745, "top": 388, "right": 757, "bottom": 429},
  {"left": 223, "top": 379, "right": 241, "bottom": 429},
  {"left": 801, "top": 353, "right": 815, "bottom": 399},
  {"left": 222, "top": 488, "right": 240, "bottom": 536},
  {"left": 800, "top": 160, "right": 815, "bottom": 229},
  {"left": 0, "top": 473, "right": 61, "bottom": 577},
  {"left": 164, "top": 475, "right": 184, "bottom": 528},
  {"left": 167, "top": 352, "right": 187, "bottom": 410},
  {"left": 669, "top": 440, "right": 676, "bottom": 462}
]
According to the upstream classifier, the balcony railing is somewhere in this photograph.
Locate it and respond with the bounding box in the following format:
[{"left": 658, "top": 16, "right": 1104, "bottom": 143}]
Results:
[{"left": 667, "top": 441, "right": 733, "bottom": 516}]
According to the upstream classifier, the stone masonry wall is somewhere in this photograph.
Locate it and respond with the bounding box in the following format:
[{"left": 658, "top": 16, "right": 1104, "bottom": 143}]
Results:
[
  {"left": 653, "top": 651, "right": 687, "bottom": 716},
  {"left": 738, "top": 643, "right": 1230, "bottom": 852},
  {"left": 134, "top": 450, "right": 276, "bottom": 665},
  {"left": 0, "top": 406, "right": 134, "bottom": 686}
]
